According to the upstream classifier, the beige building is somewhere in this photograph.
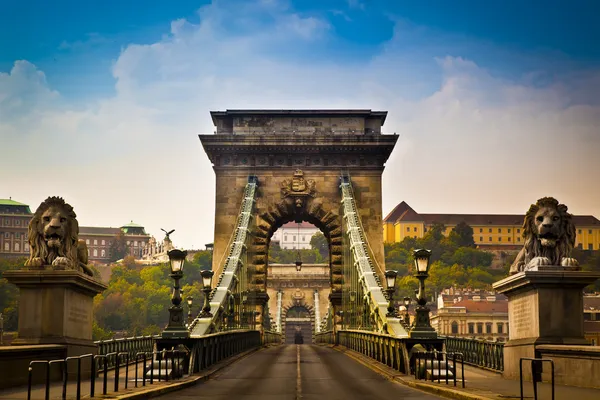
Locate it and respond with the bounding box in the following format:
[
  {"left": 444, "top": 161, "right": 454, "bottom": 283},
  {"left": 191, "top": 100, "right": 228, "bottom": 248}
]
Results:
[
  {"left": 584, "top": 294, "right": 600, "bottom": 345},
  {"left": 383, "top": 201, "right": 600, "bottom": 251},
  {"left": 430, "top": 288, "right": 509, "bottom": 342},
  {"left": 0, "top": 198, "right": 150, "bottom": 263}
]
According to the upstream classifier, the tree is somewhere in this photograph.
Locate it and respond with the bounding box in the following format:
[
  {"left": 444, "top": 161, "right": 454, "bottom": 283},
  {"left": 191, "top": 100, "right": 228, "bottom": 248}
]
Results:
[
  {"left": 449, "top": 221, "right": 475, "bottom": 248},
  {"left": 310, "top": 232, "right": 329, "bottom": 259},
  {"left": 109, "top": 231, "right": 129, "bottom": 262}
]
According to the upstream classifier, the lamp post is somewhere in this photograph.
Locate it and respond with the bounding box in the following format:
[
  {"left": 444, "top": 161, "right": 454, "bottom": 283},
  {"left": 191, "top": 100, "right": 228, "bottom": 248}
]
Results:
[
  {"left": 199, "top": 270, "right": 214, "bottom": 318},
  {"left": 349, "top": 291, "right": 356, "bottom": 328},
  {"left": 242, "top": 292, "right": 248, "bottom": 328},
  {"left": 162, "top": 249, "right": 189, "bottom": 338},
  {"left": 403, "top": 296, "right": 411, "bottom": 325},
  {"left": 384, "top": 270, "right": 398, "bottom": 317},
  {"left": 295, "top": 259, "right": 302, "bottom": 272},
  {"left": 186, "top": 296, "right": 193, "bottom": 325},
  {"left": 409, "top": 249, "right": 437, "bottom": 339}
]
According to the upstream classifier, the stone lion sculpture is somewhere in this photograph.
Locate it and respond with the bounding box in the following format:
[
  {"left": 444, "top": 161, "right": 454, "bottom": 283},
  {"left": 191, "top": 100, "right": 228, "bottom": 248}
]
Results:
[
  {"left": 24, "top": 196, "right": 94, "bottom": 276},
  {"left": 509, "top": 197, "right": 579, "bottom": 275}
]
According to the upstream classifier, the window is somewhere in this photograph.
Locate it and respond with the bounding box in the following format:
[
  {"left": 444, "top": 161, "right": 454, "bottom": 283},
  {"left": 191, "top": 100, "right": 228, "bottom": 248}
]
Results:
[
  {"left": 4, "top": 232, "right": 9, "bottom": 238},
  {"left": 589, "top": 230, "right": 593, "bottom": 234},
  {"left": 15, "top": 242, "right": 20, "bottom": 251},
  {"left": 497, "top": 323, "right": 503, "bottom": 334},
  {"left": 508, "top": 237, "right": 511, "bottom": 241},
  {"left": 407, "top": 227, "right": 410, "bottom": 232},
  {"left": 489, "top": 237, "right": 492, "bottom": 242},
  {"left": 94, "top": 239, "right": 98, "bottom": 245},
  {"left": 424, "top": 228, "right": 428, "bottom": 232},
  {"left": 93, "top": 249, "right": 98, "bottom": 257},
  {"left": 451, "top": 321, "right": 459, "bottom": 334},
  {"left": 293, "top": 236, "right": 296, "bottom": 241},
  {"left": 101, "top": 239, "right": 105, "bottom": 245},
  {"left": 101, "top": 249, "right": 106, "bottom": 257},
  {"left": 3, "top": 243, "right": 9, "bottom": 251},
  {"left": 86, "top": 239, "right": 90, "bottom": 245},
  {"left": 4, "top": 219, "right": 9, "bottom": 225},
  {"left": 134, "top": 241, "right": 138, "bottom": 246},
  {"left": 498, "top": 228, "right": 502, "bottom": 233},
  {"left": 486, "top": 323, "right": 492, "bottom": 334},
  {"left": 517, "top": 229, "right": 521, "bottom": 233},
  {"left": 414, "top": 227, "right": 417, "bottom": 232},
  {"left": 508, "top": 229, "right": 511, "bottom": 233},
  {"left": 477, "top": 323, "right": 483, "bottom": 334},
  {"left": 15, "top": 219, "right": 20, "bottom": 225},
  {"left": 578, "top": 229, "right": 582, "bottom": 234},
  {"left": 479, "top": 237, "right": 483, "bottom": 242},
  {"left": 499, "top": 237, "right": 502, "bottom": 242},
  {"left": 468, "top": 323, "right": 474, "bottom": 334},
  {"left": 488, "top": 228, "right": 492, "bottom": 233},
  {"left": 284, "top": 236, "right": 287, "bottom": 241},
  {"left": 593, "top": 339, "right": 597, "bottom": 346},
  {"left": 302, "top": 236, "right": 305, "bottom": 241},
  {"left": 479, "top": 228, "right": 483, "bottom": 233},
  {"left": 589, "top": 244, "right": 594, "bottom": 250},
  {"left": 15, "top": 233, "right": 20, "bottom": 239},
  {"left": 127, "top": 241, "right": 130, "bottom": 245},
  {"left": 517, "top": 238, "right": 521, "bottom": 242},
  {"left": 578, "top": 243, "right": 583, "bottom": 249}
]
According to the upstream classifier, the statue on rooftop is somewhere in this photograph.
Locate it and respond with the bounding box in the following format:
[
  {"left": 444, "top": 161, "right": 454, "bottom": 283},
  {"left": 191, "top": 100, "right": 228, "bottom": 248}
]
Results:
[
  {"left": 509, "top": 197, "right": 579, "bottom": 275},
  {"left": 24, "top": 196, "right": 94, "bottom": 276}
]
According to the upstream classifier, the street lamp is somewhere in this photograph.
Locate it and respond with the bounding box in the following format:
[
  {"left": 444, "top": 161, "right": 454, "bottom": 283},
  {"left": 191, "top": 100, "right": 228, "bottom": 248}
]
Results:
[
  {"left": 349, "top": 291, "right": 356, "bottom": 328},
  {"left": 186, "top": 296, "right": 193, "bottom": 325},
  {"left": 409, "top": 249, "right": 437, "bottom": 339},
  {"left": 199, "top": 270, "right": 214, "bottom": 318},
  {"left": 385, "top": 270, "right": 398, "bottom": 317},
  {"left": 403, "top": 296, "right": 411, "bottom": 325},
  {"left": 162, "top": 249, "right": 189, "bottom": 338}
]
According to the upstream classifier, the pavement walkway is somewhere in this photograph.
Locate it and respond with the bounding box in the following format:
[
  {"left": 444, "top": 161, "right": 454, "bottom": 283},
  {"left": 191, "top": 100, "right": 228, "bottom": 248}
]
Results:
[{"left": 335, "top": 345, "right": 600, "bottom": 400}]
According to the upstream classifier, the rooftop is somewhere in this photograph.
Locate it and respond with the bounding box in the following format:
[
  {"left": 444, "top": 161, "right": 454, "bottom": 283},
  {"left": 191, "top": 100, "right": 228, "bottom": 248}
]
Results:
[
  {"left": 210, "top": 109, "right": 387, "bottom": 125},
  {"left": 450, "top": 299, "right": 508, "bottom": 313},
  {"left": 0, "top": 198, "right": 29, "bottom": 207},
  {"left": 384, "top": 201, "right": 600, "bottom": 226}
]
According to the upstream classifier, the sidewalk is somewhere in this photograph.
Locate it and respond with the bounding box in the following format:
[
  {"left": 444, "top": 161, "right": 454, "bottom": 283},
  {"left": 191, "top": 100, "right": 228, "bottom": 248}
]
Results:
[{"left": 334, "top": 345, "right": 600, "bottom": 400}]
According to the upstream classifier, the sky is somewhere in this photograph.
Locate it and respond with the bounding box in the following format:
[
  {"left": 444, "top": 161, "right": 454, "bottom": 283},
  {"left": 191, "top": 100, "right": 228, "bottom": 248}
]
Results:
[{"left": 1, "top": 0, "right": 599, "bottom": 250}]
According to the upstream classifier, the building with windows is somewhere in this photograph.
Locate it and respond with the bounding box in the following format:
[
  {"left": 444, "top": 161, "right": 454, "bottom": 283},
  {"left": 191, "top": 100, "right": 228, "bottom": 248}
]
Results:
[
  {"left": 271, "top": 222, "right": 320, "bottom": 250},
  {"left": 0, "top": 198, "right": 150, "bottom": 263},
  {"left": 430, "top": 287, "right": 509, "bottom": 342},
  {"left": 383, "top": 201, "right": 600, "bottom": 251}
]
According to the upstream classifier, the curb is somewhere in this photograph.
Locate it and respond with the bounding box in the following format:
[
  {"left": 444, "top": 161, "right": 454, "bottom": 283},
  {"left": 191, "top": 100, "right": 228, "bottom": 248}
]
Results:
[
  {"left": 99, "top": 347, "right": 262, "bottom": 399},
  {"left": 329, "top": 345, "right": 497, "bottom": 400}
]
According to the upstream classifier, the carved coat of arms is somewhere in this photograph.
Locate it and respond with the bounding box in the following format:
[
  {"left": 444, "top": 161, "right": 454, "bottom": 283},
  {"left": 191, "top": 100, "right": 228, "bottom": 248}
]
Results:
[{"left": 281, "top": 170, "right": 316, "bottom": 208}]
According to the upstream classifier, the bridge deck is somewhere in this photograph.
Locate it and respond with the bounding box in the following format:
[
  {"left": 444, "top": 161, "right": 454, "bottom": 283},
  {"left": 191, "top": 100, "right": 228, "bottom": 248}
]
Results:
[{"left": 155, "top": 345, "right": 441, "bottom": 400}]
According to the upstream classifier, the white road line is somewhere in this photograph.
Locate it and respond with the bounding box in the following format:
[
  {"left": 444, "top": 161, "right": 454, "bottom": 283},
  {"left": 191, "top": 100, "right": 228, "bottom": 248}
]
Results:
[{"left": 296, "top": 345, "right": 302, "bottom": 399}]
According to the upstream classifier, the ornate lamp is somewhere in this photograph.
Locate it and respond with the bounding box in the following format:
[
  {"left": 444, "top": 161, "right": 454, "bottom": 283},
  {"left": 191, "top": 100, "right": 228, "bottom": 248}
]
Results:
[
  {"left": 186, "top": 296, "right": 193, "bottom": 325},
  {"left": 162, "top": 249, "right": 189, "bottom": 338},
  {"left": 295, "top": 222, "right": 302, "bottom": 272},
  {"left": 384, "top": 270, "right": 398, "bottom": 317},
  {"left": 409, "top": 249, "right": 437, "bottom": 339},
  {"left": 403, "top": 296, "right": 411, "bottom": 325},
  {"left": 199, "top": 270, "right": 214, "bottom": 318},
  {"left": 349, "top": 291, "right": 357, "bottom": 328}
]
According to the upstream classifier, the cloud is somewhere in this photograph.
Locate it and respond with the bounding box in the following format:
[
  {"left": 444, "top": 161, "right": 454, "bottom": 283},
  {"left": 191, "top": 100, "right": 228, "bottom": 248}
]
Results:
[{"left": 1, "top": 0, "right": 599, "bottom": 249}]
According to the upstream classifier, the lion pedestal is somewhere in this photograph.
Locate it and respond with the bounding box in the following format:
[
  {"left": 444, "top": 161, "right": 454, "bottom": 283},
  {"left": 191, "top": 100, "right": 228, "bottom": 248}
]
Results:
[
  {"left": 3, "top": 269, "right": 107, "bottom": 357},
  {"left": 493, "top": 267, "right": 600, "bottom": 380}
]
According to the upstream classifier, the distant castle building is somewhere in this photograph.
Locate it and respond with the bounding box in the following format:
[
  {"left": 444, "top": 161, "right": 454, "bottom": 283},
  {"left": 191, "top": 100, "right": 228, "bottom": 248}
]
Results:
[
  {"left": 0, "top": 198, "right": 151, "bottom": 263},
  {"left": 383, "top": 201, "right": 600, "bottom": 251},
  {"left": 271, "top": 222, "right": 319, "bottom": 250}
]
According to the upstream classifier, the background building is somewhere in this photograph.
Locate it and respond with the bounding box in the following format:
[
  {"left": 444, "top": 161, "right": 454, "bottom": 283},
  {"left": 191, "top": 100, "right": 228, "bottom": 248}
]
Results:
[
  {"left": 271, "top": 222, "right": 319, "bottom": 250},
  {"left": 383, "top": 201, "right": 600, "bottom": 250},
  {"left": 0, "top": 198, "right": 150, "bottom": 263},
  {"left": 584, "top": 294, "right": 600, "bottom": 345},
  {"left": 430, "top": 287, "right": 509, "bottom": 342}
]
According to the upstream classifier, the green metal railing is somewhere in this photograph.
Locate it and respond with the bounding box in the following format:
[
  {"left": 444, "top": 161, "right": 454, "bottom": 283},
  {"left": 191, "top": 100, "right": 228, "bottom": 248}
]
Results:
[
  {"left": 444, "top": 336, "right": 504, "bottom": 372},
  {"left": 315, "top": 330, "right": 335, "bottom": 345},
  {"left": 337, "top": 330, "right": 408, "bottom": 373},
  {"left": 189, "top": 330, "right": 261, "bottom": 373},
  {"left": 96, "top": 335, "right": 156, "bottom": 369}
]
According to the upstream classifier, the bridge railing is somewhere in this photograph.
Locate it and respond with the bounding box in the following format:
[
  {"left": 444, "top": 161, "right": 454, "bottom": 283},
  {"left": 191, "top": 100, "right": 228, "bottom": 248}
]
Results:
[
  {"left": 189, "top": 330, "right": 261, "bottom": 373},
  {"left": 95, "top": 335, "right": 156, "bottom": 370},
  {"left": 443, "top": 336, "right": 504, "bottom": 372},
  {"left": 315, "top": 330, "right": 335, "bottom": 345},
  {"left": 263, "top": 330, "right": 282, "bottom": 345},
  {"left": 337, "top": 330, "right": 407, "bottom": 373}
]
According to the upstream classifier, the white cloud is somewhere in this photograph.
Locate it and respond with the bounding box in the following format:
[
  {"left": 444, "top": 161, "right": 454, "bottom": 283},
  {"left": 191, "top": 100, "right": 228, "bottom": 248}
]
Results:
[{"left": 1, "top": 1, "right": 599, "bottom": 250}]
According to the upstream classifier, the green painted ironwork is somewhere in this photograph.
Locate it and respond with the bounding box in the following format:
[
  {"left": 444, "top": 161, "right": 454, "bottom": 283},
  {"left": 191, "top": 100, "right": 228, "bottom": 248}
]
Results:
[
  {"left": 96, "top": 335, "right": 156, "bottom": 369},
  {"left": 443, "top": 336, "right": 504, "bottom": 372}
]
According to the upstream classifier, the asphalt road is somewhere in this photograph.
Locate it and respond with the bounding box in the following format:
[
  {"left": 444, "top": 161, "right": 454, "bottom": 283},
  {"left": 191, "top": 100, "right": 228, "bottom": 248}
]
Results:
[{"left": 158, "top": 345, "right": 442, "bottom": 400}]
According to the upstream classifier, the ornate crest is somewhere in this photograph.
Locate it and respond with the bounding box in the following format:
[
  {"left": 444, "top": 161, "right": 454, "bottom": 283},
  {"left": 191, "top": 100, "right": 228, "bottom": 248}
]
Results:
[{"left": 280, "top": 169, "right": 316, "bottom": 208}]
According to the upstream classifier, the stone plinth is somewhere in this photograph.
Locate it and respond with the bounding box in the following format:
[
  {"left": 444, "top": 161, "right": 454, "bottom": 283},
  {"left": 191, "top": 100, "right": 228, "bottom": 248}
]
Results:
[
  {"left": 493, "top": 267, "right": 600, "bottom": 380},
  {"left": 3, "top": 269, "right": 107, "bottom": 357}
]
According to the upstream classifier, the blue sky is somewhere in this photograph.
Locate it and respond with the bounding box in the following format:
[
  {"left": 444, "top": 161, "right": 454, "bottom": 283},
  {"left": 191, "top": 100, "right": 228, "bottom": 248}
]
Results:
[{"left": 1, "top": 0, "right": 599, "bottom": 248}]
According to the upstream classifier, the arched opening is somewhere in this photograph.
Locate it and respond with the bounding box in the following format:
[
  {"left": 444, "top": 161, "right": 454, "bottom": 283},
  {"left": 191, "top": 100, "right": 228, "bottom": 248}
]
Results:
[
  {"left": 451, "top": 321, "right": 459, "bottom": 335},
  {"left": 284, "top": 305, "right": 312, "bottom": 344}
]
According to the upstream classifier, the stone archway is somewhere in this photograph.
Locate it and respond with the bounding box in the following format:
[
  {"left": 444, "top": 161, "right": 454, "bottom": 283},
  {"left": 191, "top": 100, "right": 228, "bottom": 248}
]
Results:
[
  {"left": 251, "top": 173, "right": 343, "bottom": 296},
  {"left": 282, "top": 304, "right": 314, "bottom": 344}
]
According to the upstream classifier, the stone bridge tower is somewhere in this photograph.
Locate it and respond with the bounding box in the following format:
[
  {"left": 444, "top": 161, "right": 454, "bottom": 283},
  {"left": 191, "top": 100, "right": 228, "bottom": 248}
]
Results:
[{"left": 200, "top": 110, "right": 397, "bottom": 309}]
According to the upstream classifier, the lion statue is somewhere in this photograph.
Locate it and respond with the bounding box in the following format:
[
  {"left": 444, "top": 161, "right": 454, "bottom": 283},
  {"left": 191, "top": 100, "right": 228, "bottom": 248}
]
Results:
[
  {"left": 24, "top": 196, "right": 94, "bottom": 276},
  {"left": 509, "top": 197, "right": 579, "bottom": 275}
]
